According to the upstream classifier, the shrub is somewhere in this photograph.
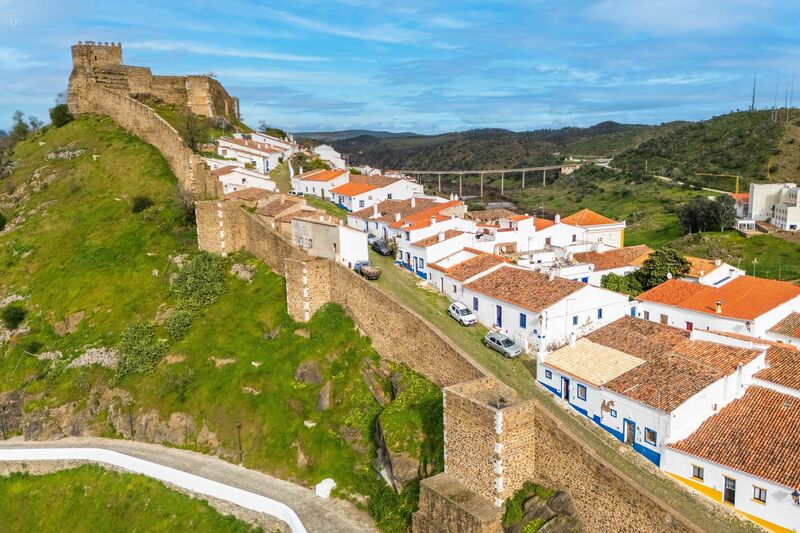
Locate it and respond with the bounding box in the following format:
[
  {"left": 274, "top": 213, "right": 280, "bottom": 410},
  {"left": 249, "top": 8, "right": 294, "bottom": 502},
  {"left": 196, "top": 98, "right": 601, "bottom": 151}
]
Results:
[
  {"left": 21, "top": 339, "right": 43, "bottom": 354},
  {"left": 1, "top": 303, "right": 26, "bottom": 330},
  {"left": 171, "top": 252, "right": 226, "bottom": 307},
  {"left": 160, "top": 367, "right": 195, "bottom": 402},
  {"left": 140, "top": 205, "right": 160, "bottom": 222},
  {"left": 164, "top": 308, "right": 195, "bottom": 341},
  {"left": 116, "top": 322, "right": 166, "bottom": 378},
  {"left": 0, "top": 211, "right": 6, "bottom": 231},
  {"left": 49, "top": 104, "right": 73, "bottom": 128},
  {"left": 132, "top": 195, "right": 154, "bottom": 213},
  {"left": 503, "top": 482, "right": 556, "bottom": 526}
]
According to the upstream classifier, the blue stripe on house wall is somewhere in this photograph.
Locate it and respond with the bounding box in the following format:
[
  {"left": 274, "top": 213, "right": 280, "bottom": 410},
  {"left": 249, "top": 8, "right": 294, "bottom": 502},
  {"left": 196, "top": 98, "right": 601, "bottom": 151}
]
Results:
[
  {"left": 634, "top": 443, "right": 661, "bottom": 466},
  {"left": 568, "top": 402, "right": 588, "bottom": 418},
  {"left": 415, "top": 270, "right": 427, "bottom": 279},
  {"left": 539, "top": 380, "right": 560, "bottom": 397},
  {"left": 594, "top": 415, "right": 624, "bottom": 442}
]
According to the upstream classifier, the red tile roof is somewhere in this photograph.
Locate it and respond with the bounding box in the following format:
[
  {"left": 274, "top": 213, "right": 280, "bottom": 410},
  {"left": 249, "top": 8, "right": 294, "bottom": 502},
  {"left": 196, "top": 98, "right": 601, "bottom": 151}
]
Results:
[
  {"left": 668, "top": 386, "right": 800, "bottom": 488},
  {"left": 754, "top": 346, "right": 800, "bottom": 390},
  {"left": 299, "top": 169, "right": 347, "bottom": 182},
  {"left": 225, "top": 188, "right": 273, "bottom": 201},
  {"left": 637, "top": 277, "right": 800, "bottom": 321},
  {"left": 573, "top": 245, "right": 653, "bottom": 271},
  {"left": 350, "top": 198, "right": 438, "bottom": 222},
  {"left": 769, "top": 312, "right": 800, "bottom": 340},
  {"left": 534, "top": 218, "right": 555, "bottom": 231},
  {"left": 466, "top": 209, "right": 518, "bottom": 222},
  {"left": 221, "top": 137, "right": 284, "bottom": 154},
  {"left": 388, "top": 200, "right": 464, "bottom": 230},
  {"left": 561, "top": 208, "right": 618, "bottom": 226},
  {"left": 729, "top": 193, "right": 750, "bottom": 202},
  {"left": 211, "top": 165, "right": 237, "bottom": 177},
  {"left": 411, "top": 230, "right": 466, "bottom": 248},
  {"left": 330, "top": 182, "right": 378, "bottom": 197},
  {"left": 464, "top": 265, "right": 585, "bottom": 312},
  {"left": 430, "top": 253, "right": 509, "bottom": 281}
]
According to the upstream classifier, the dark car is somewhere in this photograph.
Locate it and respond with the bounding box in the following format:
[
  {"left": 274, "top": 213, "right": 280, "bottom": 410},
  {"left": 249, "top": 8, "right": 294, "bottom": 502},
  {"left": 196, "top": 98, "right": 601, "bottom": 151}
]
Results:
[{"left": 371, "top": 239, "right": 393, "bottom": 256}]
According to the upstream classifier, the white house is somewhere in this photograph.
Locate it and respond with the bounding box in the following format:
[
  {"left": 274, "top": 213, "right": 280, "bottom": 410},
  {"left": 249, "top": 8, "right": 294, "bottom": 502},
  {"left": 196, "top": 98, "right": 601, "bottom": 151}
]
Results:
[
  {"left": 346, "top": 197, "right": 452, "bottom": 240},
  {"left": 291, "top": 212, "right": 368, "bottom": 268},
  {"left": 236, "top": 131, "right": 300, "bottom": 156},
  {"left": 746, "top": 182, "right": 800, "bottom": 231},
  {"left": 561, "top": 208, "right": 626, "bottom": 249},
  {"left": 572, "top": 244, "right": 653, "bottom": 286},
  {"left": 636, "top": 276, "right": 800, "bottom": 337},
  {"left": 428, "top": 250, "right": 509, "bottom": 298},
  {"left": 538, "top": 318, "right": 767, "bottom": 468},
  {"left": 330, "top": 175, "right": 423, "bottom": 212},
  {"left": 313, "top": 144, "right": 346, "bottom": 169},
  {"left": 212, "top": 166, "right": 277, "bottom": 194},
  {"left": 766, "top": 312, "right": 800, "bottom": 349},
  {"left": 461, "top": 264, "right": 630, "bottom": 353},
  {"left": 217, "top": 137, "right": 283, "bottom": 174},
  {"left": 292, "top": 169, "right": 349, "bottom": 199}
]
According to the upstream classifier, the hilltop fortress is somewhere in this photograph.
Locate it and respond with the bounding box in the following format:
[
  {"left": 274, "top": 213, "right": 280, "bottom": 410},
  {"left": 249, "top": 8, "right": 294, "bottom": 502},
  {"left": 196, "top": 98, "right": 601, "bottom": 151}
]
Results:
[{"left": 67, "top": 42, "right": 234, "bottom": 199}]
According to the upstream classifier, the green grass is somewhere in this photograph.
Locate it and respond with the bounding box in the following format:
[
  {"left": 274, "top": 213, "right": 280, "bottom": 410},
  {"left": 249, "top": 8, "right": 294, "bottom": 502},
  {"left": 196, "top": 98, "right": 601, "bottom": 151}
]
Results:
[
  {"left": 0, "top": 466, "right": 259, "bottom": 532},
  {"left": 269, "top": 161, "right": 291, "bottom": 193},
  {"left": 305, "top": 196, "right": 347, "bottom": 220},
  {"left": 503, "top": 481, "right": 556, "bottom": 526}
]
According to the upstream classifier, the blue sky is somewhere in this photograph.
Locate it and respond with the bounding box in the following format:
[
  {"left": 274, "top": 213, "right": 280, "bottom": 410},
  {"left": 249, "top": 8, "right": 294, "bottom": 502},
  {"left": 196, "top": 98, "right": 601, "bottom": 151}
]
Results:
[{"left": 1, "top": 0, "right": 799, "bottom": 133}]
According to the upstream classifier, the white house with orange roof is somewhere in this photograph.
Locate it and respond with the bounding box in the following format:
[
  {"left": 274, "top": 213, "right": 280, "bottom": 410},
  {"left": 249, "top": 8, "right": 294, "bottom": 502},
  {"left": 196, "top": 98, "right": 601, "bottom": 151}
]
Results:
[
  {"left": 635, "top": 276, "right": 800, "bottom": 337},
  {"left": 313, "top": 144, "right": 346, "bottom": 169},
  {"left": 427, "top": 249, "right": 509, "bottom": 298},
  {"left": 212, "top": 165, "right": 277, "bottom": 194},
  {"left": 561, "top": 208, "right": 626, "bottom": 249},
  {"left": 218, "top": 137, "right": 284, "bottom": 174},
  {"left": 330, "top": 175, "right": 423, "bottom": 212},
  {"left": 346, "top": 197, "right": 451, "bottom": 240},
  {"left": 292, "top": 169, "right": 350, "bottom": 199},
  {"left": 237, "top": 132, "right": 300, "bottom": 156}
]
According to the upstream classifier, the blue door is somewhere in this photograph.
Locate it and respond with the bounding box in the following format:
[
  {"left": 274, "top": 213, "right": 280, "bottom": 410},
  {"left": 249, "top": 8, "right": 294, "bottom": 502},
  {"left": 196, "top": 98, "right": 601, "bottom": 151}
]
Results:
[
  {"left": 630, "top": 306, "right": 637, "bottom": 317},
  {"left": 496, "top": 305, "right": 503, "bottom": 327}
]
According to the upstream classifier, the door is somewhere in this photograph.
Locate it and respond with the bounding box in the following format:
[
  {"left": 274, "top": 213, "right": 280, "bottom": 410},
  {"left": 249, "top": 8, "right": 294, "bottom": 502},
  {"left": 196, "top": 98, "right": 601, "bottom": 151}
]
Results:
[
  {"left": 724, "top": 477, "right": 736, "bottom": 505},
  {"left": 496, "top": 305, "right": 503, "bottom": 328},
  {"left": 624, "top": 420, "right": 635, "bottom": 446},
  {"left": 561, "top": 377, "right": 570, "bottom": 402}
]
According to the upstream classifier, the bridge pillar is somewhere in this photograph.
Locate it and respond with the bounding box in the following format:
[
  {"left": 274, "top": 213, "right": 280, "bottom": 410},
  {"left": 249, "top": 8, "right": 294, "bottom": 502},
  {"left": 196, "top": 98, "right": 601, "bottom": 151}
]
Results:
[
  {"left": 480, "top": 173, "right": 484, "bottom": 201},
  {"left": 522, "top": 171, "right": 526, "bottom": 189},
  {"left": 438, "top": 173, "right": 442, "bottom": 193},
  {"left": 500, "top": 172, "right": 504, "bottom": 196},
  {"left": 459, "top": 172, "right": 463, "bottom": 198}
]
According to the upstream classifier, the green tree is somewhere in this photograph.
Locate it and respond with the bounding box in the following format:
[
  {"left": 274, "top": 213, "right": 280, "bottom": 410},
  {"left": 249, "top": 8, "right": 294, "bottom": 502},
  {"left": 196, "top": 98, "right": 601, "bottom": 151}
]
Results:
[
  {"left": 9, "top": 110, "right": 30, "bottom": 143},
  {"left": 183, "top": 113, "right": 210, "bottom": 151},
  {"left": 635, "top": 248, "right": 691, "bottom": 290},
  {"left": 349, "top": 167, "right": 363, "bottom": 175},
  {"left": 601, "top": 272, "right": 643, "bottom": 297},
  {"left": 49, "top": 104, "right": 73, "bottom": 128},
  {"left": 1, "top": 303, "right": 26, "bottom": 330},
  {"left": 713, "top": 195, "right": 736, "bottom": 231}
]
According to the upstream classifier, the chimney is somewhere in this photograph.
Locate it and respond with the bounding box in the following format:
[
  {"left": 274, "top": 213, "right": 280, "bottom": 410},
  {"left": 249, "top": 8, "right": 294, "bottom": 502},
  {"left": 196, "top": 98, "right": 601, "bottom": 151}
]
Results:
[
  {"left": 569, "top": 331, "right": 576, "bottom": 348},
  {"left": 716, "top": 301, "right": 723, "bottom": 314},
  {"left": 395, "top": 213, "right": 402, "bottom": 222},
  {"left": 411, "top": 197, "right": 416, "bottom": 208},
  {"left": 430, "top": 216, "right": 437, "bottom": 226},
  {"left": 548, "top": 271, "right": 555, "bottom": 281},
  {"left": 699, "top": 269, "right": 705, "bottom": 277},
  {"left": 666, "top": 272, "right": 673, "bottom": 280},
  {"left": 554, "top": 213, "right": 561, "bottom": 224},
  {"left": 372, "top": 204, "right": 378, "bottom": 217},
  {"left": 438, "top": 232, "right": 445, "bottom": 242},
  {"left": 714, "top": 258, "right": 722, "bottom": 267}
]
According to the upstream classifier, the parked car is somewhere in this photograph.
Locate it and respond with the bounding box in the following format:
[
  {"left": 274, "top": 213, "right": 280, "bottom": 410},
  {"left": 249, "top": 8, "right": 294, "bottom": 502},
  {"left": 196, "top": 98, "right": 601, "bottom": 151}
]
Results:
[
  {"left": 288, "top": 190, "right": 304, "bottom": 196},
  {"left": 354, "top": 260, "right": 381, "bottom": 280},
  {"left": 484, "top": 332, "right": 523, "bottom": 358},
  {"left": 367, "top": 233, "right": 378, "bottom": 245},
  {"left": 448, "top": 302, "right": 477, "bottom": 326},
  {"left": 371, "top": 239, "right": 393, "bottom": 256}
]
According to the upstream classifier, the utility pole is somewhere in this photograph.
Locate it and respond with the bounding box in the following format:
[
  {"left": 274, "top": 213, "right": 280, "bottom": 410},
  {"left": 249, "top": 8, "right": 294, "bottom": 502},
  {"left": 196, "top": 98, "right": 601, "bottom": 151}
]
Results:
[
  {"left": 236, "top": 421, "right": 243, "bottom": 464},
  {"left": 751, "top": 75, "right": 757, "bottom": 111}
]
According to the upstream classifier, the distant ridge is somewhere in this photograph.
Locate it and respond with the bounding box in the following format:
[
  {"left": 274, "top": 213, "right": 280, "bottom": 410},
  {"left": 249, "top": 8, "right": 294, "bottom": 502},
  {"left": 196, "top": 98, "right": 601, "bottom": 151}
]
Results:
[{"left": 296, "top": 129, "right": 421, "bottom": 142}]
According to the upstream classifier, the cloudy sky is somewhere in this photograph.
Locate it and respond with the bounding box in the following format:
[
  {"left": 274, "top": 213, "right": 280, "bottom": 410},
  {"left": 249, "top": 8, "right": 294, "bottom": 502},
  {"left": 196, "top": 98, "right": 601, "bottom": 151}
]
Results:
[{"left": 1, "top": 0, "right": 799, "bottom": 133}]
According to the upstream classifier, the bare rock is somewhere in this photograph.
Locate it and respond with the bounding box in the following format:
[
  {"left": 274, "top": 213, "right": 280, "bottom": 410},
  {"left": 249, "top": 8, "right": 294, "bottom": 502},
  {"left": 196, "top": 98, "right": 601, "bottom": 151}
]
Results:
[
  {"left": 538, "top": 514, "right": 582, "bottom": 532},
  {"left": 546, "top": 491, "right": 577, "bottom": 517},
  {"left": 294, "top": 328, "right": 311, "bottom": 339},
  {"left": 316, "top": 381, "right": 331, "bottom": 412},
  {"left": 0, "top": 390, "right": 23, "bottom": 434},
  {"left": 295, "top": 360, "right": 322, "bottom": 384},
  {"left": 46, "top": 148, "right": 84, "bottom": 160},
  {"left": 387, "top": 449, "right": 420, "bottom": 490},
  {"left": 338, "top": 425, "right": 368, "bottom": 453},
  {"left": 165, "top": 354, "right": 186, "bottom": 364},
  {"left": 154, "top": 305, "right": 175, "bottom": 325},
  {"left": 34, "top": 350, "right": 62, "bottom": 361},
  {"left": 242, "top": 386, "right": 261, "bottom": 395},
  {"left": 67, "top": 347, "right": 118, "bottom": 369},
  {"left": 391, "top": 371, "right": 409, "bottom": 398},
  {"left": 263, "top": 326, "right": 282, "bottom": 340},
  {"left": 196, "top": 424, "right": 220, "bottom": 454},
  {"left": 230, "top": 263, "right": 255, "bottom": 283},
  {"left": 293, "top": 439, "right": 310, "bottom": 467},
  {"left": 210, "top": 356, "right": 236, "bottom": 367}
]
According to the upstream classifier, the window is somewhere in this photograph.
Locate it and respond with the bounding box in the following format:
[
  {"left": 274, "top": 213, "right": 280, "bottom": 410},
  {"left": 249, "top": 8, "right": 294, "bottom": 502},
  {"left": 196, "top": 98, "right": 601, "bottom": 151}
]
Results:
[
  {"left": 241, "top": 178, "right": 247, "bottom": 184},
  {"left": 418, "top": 258, "right": 424, "bottom": 269},
  {"left": 572, "top": 316, "right": 578, "bottom": 326},
  {"left": 753, "top": 486, "right": 767, "bottom": 504},
  {"left": 359, "top": 200, "right": 365, "bottom": 208},
  {"left": 686, "top": 321, "right": 693, "bottom": 331},
  {"left": 581, "top": 277, "right": 589, "bottom": 283},
  {"left": 387, "top": 193, "right": 393, "bottom": 199},
  {"left": 545, "top": 237, "right": 552, "bottom": 245},
  {"left": 572, "top": 234, "right": 577, "bottom": 242},
  {"left": 644, "top": 428, "right": 657, "bottom": 446},
  {"left": 452, "top": 284, "right": 457, "bottom": 294},
  {"left": 577, "top": 384, "right": 587, "bottom": 400},
  {"left": 692, "top": 465, "right": 704, "bottom": 481},
  {"left": 597, "top": 308, "right": 603, "bottom": 319},
  {"left": 643, "top": 310, "right": 650, "bottom": 320},
  {"left": 544, "top": 369, "right": 552, "bottom": 379},
  {"left": 519, "top": 313, "right": 527, "bottom": 329},
  {"left": 609, "top": 409, "right": 618, "bottom": 418},
  {"left": 659, "top": 314, "right": 668, "bottom": 325},
  {"left": 405, "top": 231, "right": 410, "bottom": 240},
  {"left": 472, "top": 297, "right": 479, "bottom": 311}
]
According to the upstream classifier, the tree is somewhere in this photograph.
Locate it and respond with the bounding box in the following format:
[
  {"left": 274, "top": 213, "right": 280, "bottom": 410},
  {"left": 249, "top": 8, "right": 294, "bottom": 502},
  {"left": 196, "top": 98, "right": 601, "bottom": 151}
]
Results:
[
  {"left": 0, "top": 212, "right": 6, "bottom": 231},
  {"left": 601, "top": 272, "right": 643, "bottom": 297},
  {"left": 713, "top": 195, "right": 736, "bottom": 231},
  {"left": 27, "top": 115, "right": 43, "bottom": 130},
  {"left": 678, "top": 195, "right": 737, "bottom": 234},
  {"left": 257, "top": 120, "right": 287, "bottom": 139},
  {"left": 183, "top": 113, "right": 210, "bottom": 151},
  {"left": 9, "top": 110, "right": 30, "bottom": 143},
  {"left": 349, "top": 167, "right": 362, "bottom": 175},
  {"left": 1, "top": 304, "right": 26, "bottom": 330},
  {"left": 49, "top": 104, "right": 73, "bottom": 128},
  {"left": 636, "top": 248, "right": 691, "bottom": 290}
]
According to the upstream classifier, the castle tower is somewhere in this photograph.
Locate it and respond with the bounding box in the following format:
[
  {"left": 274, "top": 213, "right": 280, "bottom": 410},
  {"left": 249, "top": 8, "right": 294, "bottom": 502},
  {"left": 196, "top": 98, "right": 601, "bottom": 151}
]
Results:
[{"left": 67, "top": 41, "right": 123, "bottom": 116}]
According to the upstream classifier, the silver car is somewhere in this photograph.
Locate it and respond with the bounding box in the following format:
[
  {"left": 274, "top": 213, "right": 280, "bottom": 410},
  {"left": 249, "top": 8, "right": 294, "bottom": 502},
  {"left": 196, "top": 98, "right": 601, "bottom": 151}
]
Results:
[
  {"left": 484, "top": 332, "right": 523, "bottom": 358},
  {"left": 448, "top": 302, "right": 477, "bottom": 326}
]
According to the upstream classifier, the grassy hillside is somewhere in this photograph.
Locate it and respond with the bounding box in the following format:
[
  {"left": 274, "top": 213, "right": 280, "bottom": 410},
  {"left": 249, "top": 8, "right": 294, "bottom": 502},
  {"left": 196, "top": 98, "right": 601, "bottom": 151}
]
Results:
[
  {"left": 0, "top": 466, "right": 258, "bottom": 532},
  {"left": 563, "top": 121, "right": 690, "bottom": 157},
  {"left": 612, "top": 111, "right": 784, "bottom": 190},
  {"left": 0, "top": 115, "right": 441, "bottom": 532}
]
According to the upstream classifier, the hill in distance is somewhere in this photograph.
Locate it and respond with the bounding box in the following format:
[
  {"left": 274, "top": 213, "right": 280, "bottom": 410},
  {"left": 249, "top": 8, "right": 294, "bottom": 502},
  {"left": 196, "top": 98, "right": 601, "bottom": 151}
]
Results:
[{"left": 295, "top": 129, "right": 421, "bottom": 142}]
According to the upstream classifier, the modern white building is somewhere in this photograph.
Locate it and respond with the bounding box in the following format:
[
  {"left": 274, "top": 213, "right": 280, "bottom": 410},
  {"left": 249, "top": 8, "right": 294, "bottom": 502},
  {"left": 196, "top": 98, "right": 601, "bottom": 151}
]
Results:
[
  {"left": 313, "top": 144, "right": 346, "bottom": 169},
  {"left": 745, "top": 182, "right": 800, "bottom": 231},
  {"left": 461, "top": 264, "right": 630, "bottom": 353},
  {"left": 291, "top": 212, "right": 368, "bottom": 268},
  {"left": 636, "top": 276, "right": 800, "bottom": 337}
]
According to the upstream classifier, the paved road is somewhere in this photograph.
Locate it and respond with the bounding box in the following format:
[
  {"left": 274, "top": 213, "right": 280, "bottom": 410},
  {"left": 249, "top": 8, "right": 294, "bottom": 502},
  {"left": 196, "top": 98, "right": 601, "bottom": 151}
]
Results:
[
  {"left": 0, "top": 437, "right": 377, "bottom": 533},
  {"left": 653, "top": 175, "right": 728, "bottom": 194}
]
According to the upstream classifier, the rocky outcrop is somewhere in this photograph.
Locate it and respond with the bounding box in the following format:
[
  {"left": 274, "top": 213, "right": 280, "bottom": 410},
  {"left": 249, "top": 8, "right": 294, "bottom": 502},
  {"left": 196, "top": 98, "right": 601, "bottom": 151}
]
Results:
[
  {"left": 295, "top": 360, "right": 322, "bottom": 385},
  {"left": 505, "top": 491, "right": 583, "bottom": 533},
  {"left": 373, "top": 417, "right": 421, "bottom": 492}
]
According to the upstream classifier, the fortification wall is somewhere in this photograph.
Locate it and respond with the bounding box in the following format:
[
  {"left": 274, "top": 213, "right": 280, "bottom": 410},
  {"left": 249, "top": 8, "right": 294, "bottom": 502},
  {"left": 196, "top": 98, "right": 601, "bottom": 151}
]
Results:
[{"left": 79, "top": 85, "right": 219, "bottom": 199}]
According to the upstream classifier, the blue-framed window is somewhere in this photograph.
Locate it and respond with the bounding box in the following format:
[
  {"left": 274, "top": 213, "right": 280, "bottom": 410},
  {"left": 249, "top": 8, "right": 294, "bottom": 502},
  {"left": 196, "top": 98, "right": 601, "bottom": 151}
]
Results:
[
  {"left": 572, "top": 316, "right": 578, "bottom": 326},
  {"left": 644, "top": 428, "right": 657, "bottom": 446},
  {"left": 359, "top": 200, "right": 365, "bottom": 208},
  {"left": 405, "top": 231, "right": 410, "bottom": 240},
  {"left": 418, "top": 258, "right": 424, "bottom": 269},
  {"left": 519, "top": 313, "right": 527, "bottom": 329},
  {"left": 610, "top": 409, "right": 618, "bottom": 418},
  {"left": 581, "top": 277, "right": 589, "bottom": 283},
  {"left": 630, "top": 306, "right": 636, "bottom": 317},
  {"left": 472, "top": 297, "right": 479, "bottom": 311},
  {"left": 544, "top": 369, "right": 552, "bottom": 379},
  {"left": 577, "top": 384, "right": 587, "bottom": 400},
  {"left": 597, "top": 308, "right": 603, "bottom": 319}
]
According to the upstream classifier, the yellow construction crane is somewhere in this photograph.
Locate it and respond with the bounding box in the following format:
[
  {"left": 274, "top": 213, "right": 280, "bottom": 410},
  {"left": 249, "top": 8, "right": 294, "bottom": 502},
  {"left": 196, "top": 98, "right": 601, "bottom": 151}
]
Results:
[{"left": 696, "top": 173, "right": 741, "bottom": 194}]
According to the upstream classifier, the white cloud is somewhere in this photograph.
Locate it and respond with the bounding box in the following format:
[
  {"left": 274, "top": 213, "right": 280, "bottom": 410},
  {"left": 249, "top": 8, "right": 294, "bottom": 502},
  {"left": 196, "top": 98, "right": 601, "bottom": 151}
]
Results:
[
  {"left": 0, "top": 47, "right": 45, "bottom": 70},
  {"left": 126, "top": 40, "right": 325, "bottom": 62}
]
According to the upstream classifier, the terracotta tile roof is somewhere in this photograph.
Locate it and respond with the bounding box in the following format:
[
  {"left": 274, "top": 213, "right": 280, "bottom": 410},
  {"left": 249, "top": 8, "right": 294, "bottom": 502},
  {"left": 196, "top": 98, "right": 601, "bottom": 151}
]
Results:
[
  {"left": 707, "top": 330, "right": 794, "bottom": 349},
  {"left": 586, "top": 316, "right": 689, "bottom": 361},
  {"left": 573, "top": 245, "right": 653, "bottom": 271},
  {"left": 754, "top": 347, "right": 800, "bottom": 390},
  {"left": 629, "top": 254, "right": 725, "bottom": 279},
  {"left": 276, "top": 208, "right": 317, "bottom": 222},
  {"left": 330, "top": 182, "right": 378, "bottom": 197},
  {"left": 509, "top": 214, "right": 532, "bottom": 222},
  {"left": 545, "top": 338, "right": 645, "bottom": 387},
  {"left": 388, "top": 200, "right": 464, "bottom": 230},
  {"left": 466, "top": 209, "right": 517, "bottom": 222},
  {"left": 670, "top": 340, "right": 763, "bottom": 375},
  {"left": 298, "top": 169, "right": 347, "bottom": 182},
  {"left": 729, "top": 193, "right": 750, "bottom": 202},
  {"left": 561, "top": 208, "right": 618, "bottom": 226},
  {"left": 350, "top": 198, "right": 438, "bottom": 222},
  {"left": 256, "top": 197, "right": 303, "bottom": 217},
  {"left": 225, "top": 188, "right": 273, "bottom": 201},
  {"left": 534, "top": 218, "right": 555, "bottom": 231},
  {"left": 221, "top": 137, "right": 284, "bottom": 154},
  {"left": 411, "top": 230, "right": 466, "bottom": 248},
  {"left": 637, "top": 277, "right": 800, "bottom": 321},
  {"left": 211, "top": 165, "right": 237, "bottom": 177},
  {"left": 350, "top": 174, "right": 400, "bottom": 188},
  {"left": 432, "top": 253, "right": 509, "bottom": 281},
  {"left": 769, "top": 312, "right": 800, "bottom": 340},
  {"left": 668, "top": 386, "right": 800, "bottom": 488},
  {"left": 464, "top": 265, "right": 585, "bottom": 312}
]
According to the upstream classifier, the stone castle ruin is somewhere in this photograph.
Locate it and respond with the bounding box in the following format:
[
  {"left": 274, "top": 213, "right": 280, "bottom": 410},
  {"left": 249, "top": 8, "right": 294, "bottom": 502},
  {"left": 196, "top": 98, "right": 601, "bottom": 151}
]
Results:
[
  {"left": 66, "top": 42, "right": 233, "bottom": 199},
  {"left": 68, "top": 41, "right": 239, "bottom": 121}
]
